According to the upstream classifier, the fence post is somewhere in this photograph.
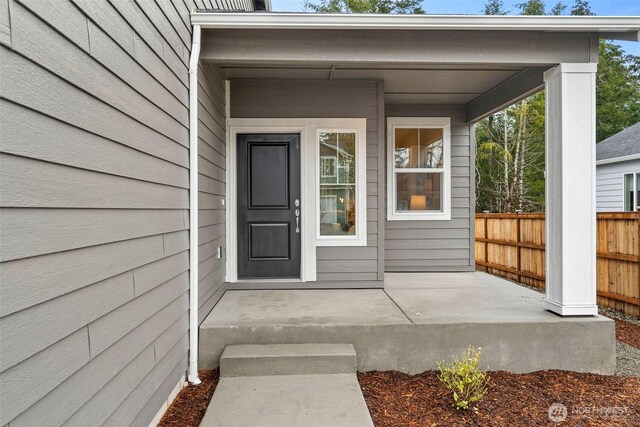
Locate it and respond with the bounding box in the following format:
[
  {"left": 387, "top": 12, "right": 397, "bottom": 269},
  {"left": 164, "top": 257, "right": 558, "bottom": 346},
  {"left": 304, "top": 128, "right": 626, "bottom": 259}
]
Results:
[
  {"left": 516, "top": 210, "right": 522, "bottom": 284},
  {"left": 483, "top": 211, "right": 489, "bottom": 272}
]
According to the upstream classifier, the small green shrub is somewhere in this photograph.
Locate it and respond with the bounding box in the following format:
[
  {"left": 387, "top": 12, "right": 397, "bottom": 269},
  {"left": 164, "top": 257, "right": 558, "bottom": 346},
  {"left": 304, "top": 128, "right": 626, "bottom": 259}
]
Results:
[{"left": 437, "top": 346, "right": 489, "bottom": 410}]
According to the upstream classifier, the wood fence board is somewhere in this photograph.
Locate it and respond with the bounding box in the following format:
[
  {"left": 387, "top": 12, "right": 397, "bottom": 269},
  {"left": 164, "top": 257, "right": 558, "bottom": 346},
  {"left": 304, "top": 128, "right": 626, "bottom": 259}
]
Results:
[{"left": 475, "top": 212, "right": 639, "bottom": 317}]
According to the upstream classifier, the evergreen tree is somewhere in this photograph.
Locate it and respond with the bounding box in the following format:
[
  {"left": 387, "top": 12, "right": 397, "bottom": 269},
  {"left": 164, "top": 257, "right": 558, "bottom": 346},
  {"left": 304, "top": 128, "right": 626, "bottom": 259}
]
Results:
[
  {"left": 304, "top": 0, "right": 424, "bottom": 14},
  {"left": 570, "top": 0, "right": 594, "bottom": 16},
  {"left": 482, "top": 0, "right": 508, "bottom": 15},
  {"left": 516, "top": 0, "right": 546, "bottom": 15}
]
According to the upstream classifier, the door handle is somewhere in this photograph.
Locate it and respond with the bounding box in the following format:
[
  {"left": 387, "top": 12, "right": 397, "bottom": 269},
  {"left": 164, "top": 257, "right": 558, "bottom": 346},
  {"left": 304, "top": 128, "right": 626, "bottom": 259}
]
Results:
[{"left": 296, "top": 217, "right": 300, "bottom": 234}]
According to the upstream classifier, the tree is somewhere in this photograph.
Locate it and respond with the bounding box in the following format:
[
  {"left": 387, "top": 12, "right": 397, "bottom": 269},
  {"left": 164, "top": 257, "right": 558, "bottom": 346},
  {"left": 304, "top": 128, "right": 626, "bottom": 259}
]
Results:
[
  {"left": 550, "top": 2, "right": 567, "bottom": 15},
  {"left": 476, "top": 0, "right": 640, "bottom": 212},
  {"left": 597, "top": 42, "right": 640, "bottom": 141},
  {"left": 304, "top": 0, "right": 424, "bottom": 14},
  {"left": 516, "top": 0, "right": 546, "bottom": 15},
  {"left": 570, "top": 0, "right": 594, "bottom": 16},
  {"left": 482, "top": 0, "right": 508, "bottom": 15}
]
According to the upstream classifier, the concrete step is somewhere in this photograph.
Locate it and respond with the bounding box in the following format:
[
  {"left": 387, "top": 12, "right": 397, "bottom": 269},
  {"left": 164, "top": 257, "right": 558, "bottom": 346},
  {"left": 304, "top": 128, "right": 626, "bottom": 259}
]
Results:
[{"left": 219, "top": 343, "right": 356, "bottom": 377}]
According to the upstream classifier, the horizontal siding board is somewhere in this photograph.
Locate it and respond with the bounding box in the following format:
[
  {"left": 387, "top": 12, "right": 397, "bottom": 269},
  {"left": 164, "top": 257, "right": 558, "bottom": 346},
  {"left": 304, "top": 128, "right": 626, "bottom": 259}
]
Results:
[
  {"left": 155, "top": 0, "right": 191, "bottom": 47},
  {"left": 0, "top": 235, "right": 164, "bottom": 316},
  {"left": 133, "top": 251, "right": 189, "bottom": 296},
  {"left": 0, "top": 0, "right": 9, "bottom": 47},
  {"left": 155, "top": 309, "right": 189, "bottom": 358},
  {"left": 70, "top": 0, "right": 134, "bottom": 54},
  {"left": 385, "top": 249, "right": 470, "bottom": 260},
  {"left": 0, "top": 154, "right": 188, "bottom": 208},
  {"left": 316, "top": 247, "right": 378, "bottom": 260},
  {"left": 0, "top": 272, "right": 133, "bottom": 372},
  {"left": 103, "top": 335, "right": 188, "bottom": 427},
  {"left": 64, "top": 345, "right": 156, "bottom": 427},
  {"left": 386, "top": 228, "right": 469, "bottom": 239},
  {"left": 0, "top": 208, "right": 185, "bottom": 262},
  {"left": 0, "top": 47, "right": 188, "bottom": 166},
  {"left": 16, "top": 0, "right": 89, "bottom": 50},
  {"left": 0, "top": 327, "right": 89, "bottom": 423},
  {"left": 10, "top": 6, "right": 188, "bottom": 144},
  {"left": 133, "top": 32, "right": 188, "bottom": 104},
  {"left": 316, "top": 272, "right": 379, "bottom": 281},
  {"left": 87, "top": 21, "right": 189, "bottom": 126},
  {"left": 130, "top": 341, "right": 187, "bottom": 426},
  {"left": 163, "top": 230, "right": 189, "bottom": 256},
  {"left": 10, "top": 293, "right": 188, "bottom": 427},
  {"left": 385, "top": 238, "right": 470, "bottom": 250},
  {"left": 88, "top": 272, "right": 189, "bottom": 357},
  {"left": 133, "top": 0, "right": 186, "bottom": 63},
  {"left": 317, "top": 260, "right": 378, "bottom": 273},
  {"left": 0, "top": 101, "right": 188, "bottom": 189}
]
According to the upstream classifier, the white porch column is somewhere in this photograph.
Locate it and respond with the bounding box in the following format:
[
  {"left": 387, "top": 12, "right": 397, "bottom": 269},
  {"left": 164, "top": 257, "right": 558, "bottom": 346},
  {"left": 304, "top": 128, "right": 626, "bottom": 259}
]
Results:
[{"left": 544, "top": 63, "right": 598, "bottom": 316}]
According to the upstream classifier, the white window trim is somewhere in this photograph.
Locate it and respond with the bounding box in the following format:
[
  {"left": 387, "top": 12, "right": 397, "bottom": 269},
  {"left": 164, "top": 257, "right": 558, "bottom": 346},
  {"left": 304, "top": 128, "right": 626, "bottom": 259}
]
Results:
[
  {"left": 226, "top": 117, "right": 367, "bottom": 283},
  {"left": 623, "top": 171, "right": 640, "bottom": 212},
  {"left": 387, "top": 117, "right": 452, "bottom": 221},
  {"left": 315, "top": 127, "right": 367, "bottom": 247}
]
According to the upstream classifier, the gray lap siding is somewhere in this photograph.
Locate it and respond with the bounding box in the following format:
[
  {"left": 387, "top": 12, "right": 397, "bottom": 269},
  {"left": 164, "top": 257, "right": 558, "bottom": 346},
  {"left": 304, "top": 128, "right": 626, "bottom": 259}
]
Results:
[
  {"left": 384, "top": 104, "right": 474, "bottom": 272},
  {"left": 0, "top": 0, "right": 235, "bottom": 425}
]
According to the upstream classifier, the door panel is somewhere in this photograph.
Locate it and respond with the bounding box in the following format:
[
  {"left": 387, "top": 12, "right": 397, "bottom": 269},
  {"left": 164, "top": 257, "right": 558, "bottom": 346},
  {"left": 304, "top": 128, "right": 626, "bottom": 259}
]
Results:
[{"left": 237, "top": 134, "right": 301, "bottom": 279}]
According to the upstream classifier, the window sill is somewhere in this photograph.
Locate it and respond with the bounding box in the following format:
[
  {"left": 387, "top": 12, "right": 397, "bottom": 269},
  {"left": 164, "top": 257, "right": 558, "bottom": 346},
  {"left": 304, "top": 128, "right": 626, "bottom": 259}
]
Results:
[{"left": 387, "top": 212, "right": 451, "bottom": 221}]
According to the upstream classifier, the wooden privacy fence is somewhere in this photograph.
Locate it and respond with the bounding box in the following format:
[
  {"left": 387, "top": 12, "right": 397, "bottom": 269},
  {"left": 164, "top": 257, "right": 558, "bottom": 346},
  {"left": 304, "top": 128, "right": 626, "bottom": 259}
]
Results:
[{"left": 475, "top": 212, "right": 640, "bottom": 317}]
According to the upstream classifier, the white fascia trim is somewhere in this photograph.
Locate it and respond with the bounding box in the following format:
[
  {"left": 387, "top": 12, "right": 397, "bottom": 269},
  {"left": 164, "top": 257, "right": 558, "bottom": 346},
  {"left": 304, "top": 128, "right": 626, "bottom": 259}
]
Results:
[
  {"left": 596, "top": 153, "right": 640, "bottom": 165},
  {"left": 190, "top": 12, "right": 640, "bottom": 35},
  {"left": 187, "top": 24, "right": 201, "bottom": 386}
]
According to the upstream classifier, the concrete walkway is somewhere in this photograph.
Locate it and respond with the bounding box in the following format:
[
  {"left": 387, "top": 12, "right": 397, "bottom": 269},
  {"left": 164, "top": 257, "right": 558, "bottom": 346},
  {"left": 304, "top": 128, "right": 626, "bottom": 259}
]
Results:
[
  {"left": 200, "top": 344, "right": 374, "bottom": 427},
  {"left": 200, "top": 374, "right": 373, "bottom": 427}
]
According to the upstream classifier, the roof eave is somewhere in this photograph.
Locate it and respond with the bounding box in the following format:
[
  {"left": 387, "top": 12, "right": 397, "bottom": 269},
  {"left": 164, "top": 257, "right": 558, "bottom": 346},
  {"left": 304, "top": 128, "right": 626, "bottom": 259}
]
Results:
[{"left": 190, "top": 13, "right": 640, "bottom": 40}]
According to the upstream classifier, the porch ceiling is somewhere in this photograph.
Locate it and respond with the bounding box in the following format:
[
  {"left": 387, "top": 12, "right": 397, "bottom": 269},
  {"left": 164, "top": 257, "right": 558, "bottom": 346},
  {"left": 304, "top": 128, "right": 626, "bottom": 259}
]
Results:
[{"left": 217, "top": 62, "right": 530, "bottom": 105}]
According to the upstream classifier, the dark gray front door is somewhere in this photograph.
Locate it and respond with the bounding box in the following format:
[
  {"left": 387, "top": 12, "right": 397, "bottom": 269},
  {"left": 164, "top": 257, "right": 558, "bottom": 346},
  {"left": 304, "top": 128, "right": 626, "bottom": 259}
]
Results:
[{"left": 237, "top": 133, "right": 301, "bottom": 279}]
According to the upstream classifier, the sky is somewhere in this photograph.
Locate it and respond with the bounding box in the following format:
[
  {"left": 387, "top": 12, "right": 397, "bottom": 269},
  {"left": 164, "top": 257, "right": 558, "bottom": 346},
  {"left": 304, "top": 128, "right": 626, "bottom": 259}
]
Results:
[{"left": 271, "top": 0, "right": 640, "bottom": 55}]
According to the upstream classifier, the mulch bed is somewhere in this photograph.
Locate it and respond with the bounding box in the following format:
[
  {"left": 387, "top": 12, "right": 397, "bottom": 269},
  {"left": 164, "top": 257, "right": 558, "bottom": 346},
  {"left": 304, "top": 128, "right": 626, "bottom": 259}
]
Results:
[
  {"left": 158, "top": 316, "right": 640, "bottom": 426},
  {"left": 359, "top": 370, "right": 640, "bottom": 426},
  {"left": 616, "top": 319, "right": 640, "bottom": 350},
  {"left": 158, "top": 370, "right": 219, "bottom": 427}
]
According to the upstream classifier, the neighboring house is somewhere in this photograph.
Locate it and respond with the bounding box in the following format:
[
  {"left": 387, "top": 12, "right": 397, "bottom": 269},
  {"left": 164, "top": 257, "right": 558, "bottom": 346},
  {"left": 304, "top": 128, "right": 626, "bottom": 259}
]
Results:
[
  {"left": 596, "top": 122, "right": 640, "bottom": 212},
  {"left": 1, "top": 1, "right": 638, "bottom": 426}
]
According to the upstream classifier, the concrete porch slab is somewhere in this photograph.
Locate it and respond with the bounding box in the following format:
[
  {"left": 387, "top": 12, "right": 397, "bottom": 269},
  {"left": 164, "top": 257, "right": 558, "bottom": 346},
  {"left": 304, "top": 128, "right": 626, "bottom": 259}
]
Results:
[
  {"left": 200, "top": 273, "right": 616, "bottom": 374},
  {"left": 202, "top": 289, "right": 410, "bottom": 327},
  {"left": 200, "top": 374, "right": 374, "bottom": 427}
]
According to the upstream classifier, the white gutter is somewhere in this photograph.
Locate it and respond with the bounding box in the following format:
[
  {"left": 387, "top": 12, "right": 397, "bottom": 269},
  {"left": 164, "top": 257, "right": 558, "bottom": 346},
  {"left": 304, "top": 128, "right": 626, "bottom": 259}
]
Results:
[
  {"left": 188, "top": 24, "right": 202, "bottom": 386},
  {"left": 596, "top": 153, "right": 640, "bottom": 166},
  {"left": 190, "top": 13, "right": 640, "bottom": 40}
]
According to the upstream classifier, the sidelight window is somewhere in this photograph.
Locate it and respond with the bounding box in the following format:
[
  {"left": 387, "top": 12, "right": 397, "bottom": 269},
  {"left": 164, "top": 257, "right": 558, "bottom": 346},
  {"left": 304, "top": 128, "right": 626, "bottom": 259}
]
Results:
[
  {"left": 316, "top": 129, "right": 366, "bottom": 246},
  {"left": 387, "top": 117, "right": 451, "bottom": 220}
]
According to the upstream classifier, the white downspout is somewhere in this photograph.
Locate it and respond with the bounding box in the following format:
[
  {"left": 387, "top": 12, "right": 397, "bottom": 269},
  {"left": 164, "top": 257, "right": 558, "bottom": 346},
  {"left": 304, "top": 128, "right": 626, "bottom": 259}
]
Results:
[{"left": 188, "top": 24, "right": 202, "bottom": 385}]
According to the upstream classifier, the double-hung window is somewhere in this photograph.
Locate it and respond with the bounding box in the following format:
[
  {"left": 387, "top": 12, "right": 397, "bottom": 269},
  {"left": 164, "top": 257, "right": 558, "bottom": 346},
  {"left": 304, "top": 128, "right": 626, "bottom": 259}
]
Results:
[
  {"left": 316, "top": 123, "right": 367, "bottom": 246},
  {"left": 387, "top": 117, "right": 451, "bottom": 220}
]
